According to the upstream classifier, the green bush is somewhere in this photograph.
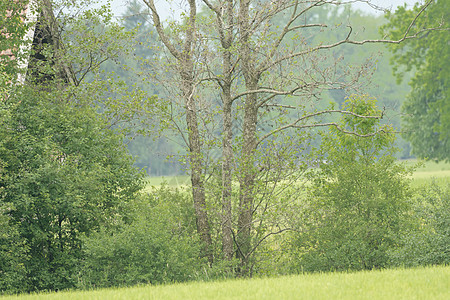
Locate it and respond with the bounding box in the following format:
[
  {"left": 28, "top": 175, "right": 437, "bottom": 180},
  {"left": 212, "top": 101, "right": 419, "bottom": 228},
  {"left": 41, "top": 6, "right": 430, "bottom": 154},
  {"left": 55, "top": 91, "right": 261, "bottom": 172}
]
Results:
[
  {"left": 290, "top": 95, "right": 413, "bottom": 272},
  {"left": 0, "top": 203, "right": 29, "bottom": 293},
  {"left": 0, "top": 69, "right": 28, "bottom": 294},
  {"left": 389, "top": 182, "right": 450, "bottom": 267},
  {"left": 79, "top": 185, "right": 204, "bottom": 288},
  {"left": 0, "top": 85, "right": 142, "bottom": 293}
]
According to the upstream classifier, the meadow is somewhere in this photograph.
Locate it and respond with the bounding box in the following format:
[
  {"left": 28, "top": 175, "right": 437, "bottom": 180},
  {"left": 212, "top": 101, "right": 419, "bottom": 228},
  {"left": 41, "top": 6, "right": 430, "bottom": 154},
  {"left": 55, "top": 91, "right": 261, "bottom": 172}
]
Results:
[
  {"left": 3, "top": 160, "right": 447, "bottom": 299},
  {"left": 2, "top": 265, "right": 448, "bottom": 300},
  {"left": 142, "top": 159, "right": 450, "bottom": 190},
  {"left": 408, "top": 160, "right": 450, "bottom": 187},
  {"left": 143, "top": 175, "right": 190, "bottom": 191}
]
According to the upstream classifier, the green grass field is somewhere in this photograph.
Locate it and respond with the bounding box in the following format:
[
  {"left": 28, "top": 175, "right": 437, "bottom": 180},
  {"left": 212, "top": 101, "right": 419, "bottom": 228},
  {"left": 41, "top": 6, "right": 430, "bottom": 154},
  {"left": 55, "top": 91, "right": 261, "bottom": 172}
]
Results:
[
  {"left": 2, "top": 266, "right": 448, "bottom": 300},
  {"left": 407, "top": 160, "right": 450, "bottom": 187},
  {"left": 142, "top": 175, "right": 190, "bottom": 192},
  {"left": 409, "top": 159, "right": 450, "bottom": 172},
  {"left": 142, "top": 159, "right": 450, "bottom": 191}
]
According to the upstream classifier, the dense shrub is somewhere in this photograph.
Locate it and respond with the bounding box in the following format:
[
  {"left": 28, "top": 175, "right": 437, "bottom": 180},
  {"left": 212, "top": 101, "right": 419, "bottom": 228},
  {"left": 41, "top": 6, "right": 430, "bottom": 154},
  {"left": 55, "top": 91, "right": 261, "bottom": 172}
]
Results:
[
  {"left": 79, "top": 185, "right": 204, "bottom": 288},
  {"left": 289, "top": 95, "right": 413, "bottom": 272},
  {"left": 389, "top": 182, "right": 450, "bottom": 267},
  {"left": 0, "top": 203, "right": 29, "bottom": 293},
  {"left": 0, "top": 85, "right": 142, "bottom": 293}
]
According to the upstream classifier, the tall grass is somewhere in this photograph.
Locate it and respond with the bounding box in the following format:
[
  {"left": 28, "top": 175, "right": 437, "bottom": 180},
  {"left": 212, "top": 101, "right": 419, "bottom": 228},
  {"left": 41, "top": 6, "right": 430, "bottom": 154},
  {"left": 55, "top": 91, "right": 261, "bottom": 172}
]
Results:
[{"left": 2, "top": 266, "right": 448, "bottom": 300}]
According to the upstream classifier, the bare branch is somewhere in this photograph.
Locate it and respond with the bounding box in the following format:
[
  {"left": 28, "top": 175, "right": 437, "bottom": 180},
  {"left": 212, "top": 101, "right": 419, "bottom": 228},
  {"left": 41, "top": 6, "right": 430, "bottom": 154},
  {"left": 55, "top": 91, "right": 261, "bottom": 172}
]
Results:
[
  {"left": 261, "top": 104, "right": 297, "bottom": 109},
  {"left": 141, "top": 0, "right": 181, "bottom": 60},
  {"left": 230, "top": 227, "right": 245, "bottom": 258},
  {"left": 266, "top": 0, "right": 325, "bottom": 65},
  {"left": 260, "top": 0, "right": 444, "bottom": 74},
  {"left": 257, "top": 109, "right": 384, "bottom": 145},
  {"left": 203, "top": 0, "right": 226, "bottom": 45},
  {"left": 232, "top": 85, "right": 305, "bottom": 103},
  {"left": 293, "top": 122, "right": 393, "bottom": 138},
  {"left": 288, "top": 23, "right": 328, "bottom": 31},
  {"left": 248, "top": 228, "right": 292, "bottom": 258},
  {"left": 202, "top": 0, "right": 221, "bottom": 15}
]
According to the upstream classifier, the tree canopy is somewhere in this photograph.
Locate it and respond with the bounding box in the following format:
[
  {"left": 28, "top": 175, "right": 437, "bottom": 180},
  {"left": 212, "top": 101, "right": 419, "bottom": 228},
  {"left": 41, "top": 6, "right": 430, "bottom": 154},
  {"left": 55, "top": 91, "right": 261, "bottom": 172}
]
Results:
[
  {"left": 0, "top": 0, "right": 146, "bottom": 291},
  {"left": 382, "top": 0, "right": 449, "bottom": 161}
]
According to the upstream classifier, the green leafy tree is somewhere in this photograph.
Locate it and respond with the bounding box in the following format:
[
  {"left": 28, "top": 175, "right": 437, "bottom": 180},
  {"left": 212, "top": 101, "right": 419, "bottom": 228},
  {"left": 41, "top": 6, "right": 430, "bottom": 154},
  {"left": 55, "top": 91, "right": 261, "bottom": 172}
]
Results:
[
  {"left": 381, "top": 0, "right": 449, "bottom": 161},
  {"left": 0, "top": 0, "right": 33, "bottom": 78},
  {"left": 0, "top": 67, "right": 30, "bottom": 294},
  {"left": 290, "top": 95, "right": 412, "bottom": 272},
  {"left": 0, "top": 84, "right": 142, "bottom": 292},
  {"left": 1, "top": 0, "right": 154, "bottom": 293}
]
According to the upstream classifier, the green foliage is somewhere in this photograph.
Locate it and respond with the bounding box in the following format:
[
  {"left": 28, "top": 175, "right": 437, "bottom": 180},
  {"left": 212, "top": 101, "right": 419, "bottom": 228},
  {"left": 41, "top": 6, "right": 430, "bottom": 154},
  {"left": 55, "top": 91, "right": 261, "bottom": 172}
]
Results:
[
  {"left": 381, "top": 0, "right": 450, "bottom": 161},
  {"left": 26, "top": 0, "right": 135, "bottom": 84},
  {"left": 0, "top": 203, "right": 29, "bottom": 294},
  {"left": 0, "top": 85, "right": 142, "bottom": 293},
  {"left": 0, "top": 0, "right": 31, "bottom": 77},
  {"left": 79, "top": 185, "right": 203, "bottom": 288},
  {"left": 290, "top": 95, "right": 413, "bottom": 272},
  {"left": 1, "top": 67, "right": 29, "bottom": 294},
  {"left": 389, "top": 182, "right": 450, "bottom": 267},
  {"left": 24, "top": 0, "right": 160, "bottom": 134},
  {"left": 3, "top": 1, "right": 447, "bottom": 291}
]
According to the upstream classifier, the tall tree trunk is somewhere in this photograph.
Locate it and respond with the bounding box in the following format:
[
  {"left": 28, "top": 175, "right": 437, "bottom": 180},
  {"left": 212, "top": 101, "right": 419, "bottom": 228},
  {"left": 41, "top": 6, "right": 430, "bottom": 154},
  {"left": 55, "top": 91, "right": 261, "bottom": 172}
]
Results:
[
  {"left": 145, "top": 0, "right": 212, "bottom": 263},
  {"left": 221, "top": 86, "right": 233, "bottom": 261},
  {"left": 182, "top": 66, "right": 213, "bottom": 263},
  {"left": 236, "top": 0, "right": 259, "bottom": 274},
  {"left": 236, "top": 86, "right": 258, "bottom": 274},
  {"left": 220, "top": 0, "right": 235, "bottom": 262},
  {"left": 182, "top": 0, "right": 213, "bottom": 264}
]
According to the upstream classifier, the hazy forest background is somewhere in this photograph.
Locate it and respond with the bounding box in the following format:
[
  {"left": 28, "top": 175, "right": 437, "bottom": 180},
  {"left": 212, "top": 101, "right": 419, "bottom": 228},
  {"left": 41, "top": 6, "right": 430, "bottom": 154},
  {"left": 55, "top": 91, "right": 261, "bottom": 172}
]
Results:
[
  {"left": 121, "top": 0, "right": 415, "bottom": 176},
  {"left": 0, "top": 0, "right": 448, "bottom": 294}
]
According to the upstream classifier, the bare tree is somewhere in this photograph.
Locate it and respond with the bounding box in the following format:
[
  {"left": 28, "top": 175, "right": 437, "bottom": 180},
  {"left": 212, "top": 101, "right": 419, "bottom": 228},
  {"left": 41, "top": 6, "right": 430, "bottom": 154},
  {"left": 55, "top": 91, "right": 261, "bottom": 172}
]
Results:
[
  {"left": 142, "top": 0, "right": 213, "bottom": 263},
  {"left": 139, "top": 0, "right": 444, "bottom": 274},
  {"left": 226, "top": 0, "right": 443, "bottom": 274}
]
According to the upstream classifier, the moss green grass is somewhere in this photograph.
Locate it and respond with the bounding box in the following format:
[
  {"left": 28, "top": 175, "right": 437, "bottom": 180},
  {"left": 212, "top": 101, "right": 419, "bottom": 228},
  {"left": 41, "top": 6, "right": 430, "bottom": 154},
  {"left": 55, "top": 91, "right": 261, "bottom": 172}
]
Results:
[
  {"left": 2, "top": 266, "right": 448, "bottom": 300},
  {"left": 408, "top": 160, "right": 450, "bottom": 187}
]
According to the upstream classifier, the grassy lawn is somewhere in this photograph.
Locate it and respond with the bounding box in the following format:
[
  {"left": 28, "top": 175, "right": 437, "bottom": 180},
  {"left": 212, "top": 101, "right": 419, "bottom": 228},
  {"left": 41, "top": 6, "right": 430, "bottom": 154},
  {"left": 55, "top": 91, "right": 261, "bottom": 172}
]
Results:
[
  {"left": 407, "top": 160, "right": 450, "bottom": 187},
  {"left": 2, "top": 265, "right": 448, "bottom": 300}
]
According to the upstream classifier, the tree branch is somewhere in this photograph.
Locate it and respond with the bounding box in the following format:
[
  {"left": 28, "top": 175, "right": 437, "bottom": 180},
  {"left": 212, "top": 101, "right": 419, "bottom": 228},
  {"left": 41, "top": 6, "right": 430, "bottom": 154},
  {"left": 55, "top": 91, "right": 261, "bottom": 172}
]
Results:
[
  {"left": 232, "top": 85, "right": 305, "bottom": 103},
  {"left": 142, "top": 0, "right": 181, "bottom": 60},
  {"left": 293, "top": 122, "right": 391, "bottom": 137},
  {"left": 257, "top": 109, "right": 384, "bottom": 145},
  {"left": 260, "top": 0, "right": 444, "bottom": 74},
  {"left": 265, "top": 0, "right": 325, "bottom": 66},
  {"left": 248, "top": 228, "right": 292, "bottom": 258}
]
